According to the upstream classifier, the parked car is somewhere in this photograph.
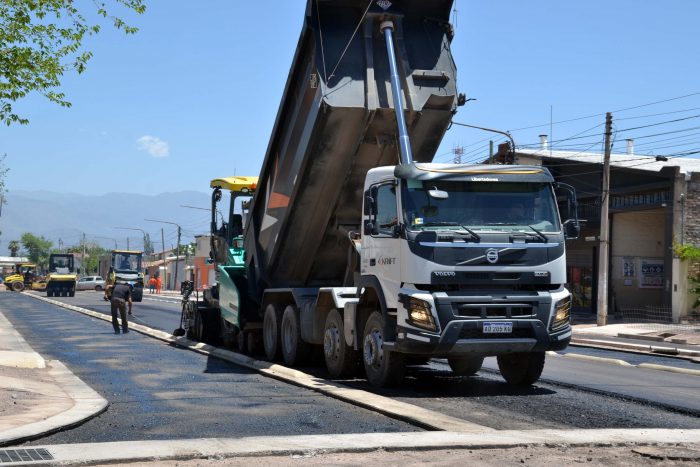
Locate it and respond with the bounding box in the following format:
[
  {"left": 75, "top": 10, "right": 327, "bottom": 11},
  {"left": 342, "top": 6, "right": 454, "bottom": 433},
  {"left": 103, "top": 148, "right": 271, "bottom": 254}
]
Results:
[{"left": 76, "top": 276, "right": 106, "bottom": 291}]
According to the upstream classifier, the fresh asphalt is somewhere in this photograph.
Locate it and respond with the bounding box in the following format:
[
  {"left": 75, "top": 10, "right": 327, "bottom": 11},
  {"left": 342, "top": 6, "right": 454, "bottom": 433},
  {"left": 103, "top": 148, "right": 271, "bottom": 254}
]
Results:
[
  {"left": 0, "top": 292, "right": 416, "bottom": 446},
  {"left": 11, "top": 290, "right": 698, "bottom": 435}
]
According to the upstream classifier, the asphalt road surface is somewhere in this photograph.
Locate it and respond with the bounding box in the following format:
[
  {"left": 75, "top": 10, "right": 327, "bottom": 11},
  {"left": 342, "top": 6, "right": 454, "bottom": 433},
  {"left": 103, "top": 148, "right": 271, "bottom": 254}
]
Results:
[
  {"left": 9, "top": 290, "right": 700, "bottom": 444},
  {"left": 0, "top": 293, "right": 415, "bottom": 445}
]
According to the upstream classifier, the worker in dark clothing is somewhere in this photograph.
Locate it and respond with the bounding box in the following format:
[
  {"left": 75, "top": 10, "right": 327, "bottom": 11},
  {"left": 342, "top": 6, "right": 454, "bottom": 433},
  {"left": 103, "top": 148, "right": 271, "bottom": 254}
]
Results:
[{"left": 108, "top": 281, "right": 133, "bottom": 334}]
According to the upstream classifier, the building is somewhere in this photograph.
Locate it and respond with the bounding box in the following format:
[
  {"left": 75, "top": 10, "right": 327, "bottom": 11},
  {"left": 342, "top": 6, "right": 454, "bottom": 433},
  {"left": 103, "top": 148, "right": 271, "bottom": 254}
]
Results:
[{"left": 514, "top": 143, "right": 700, "bottom": 322}]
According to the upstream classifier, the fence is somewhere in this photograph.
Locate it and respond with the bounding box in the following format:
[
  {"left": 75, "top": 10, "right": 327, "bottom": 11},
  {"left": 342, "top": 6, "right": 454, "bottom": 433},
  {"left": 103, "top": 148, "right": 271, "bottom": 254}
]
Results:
[{"left": 618, "top": 305, "right": 700, "bottom": 331}]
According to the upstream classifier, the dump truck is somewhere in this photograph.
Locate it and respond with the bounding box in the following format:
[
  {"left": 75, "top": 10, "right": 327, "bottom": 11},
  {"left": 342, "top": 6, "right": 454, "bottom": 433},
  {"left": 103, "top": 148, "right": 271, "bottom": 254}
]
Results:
[
  {"left": 99, "top": 250, "right": 145, "bottom": 302},
  {"left": 46, "top": 253, "right": 77, "bottom": 297},
  {"left": 4, "top": 262, "right": 45, "bottom": 292},
  {"left": 189, "top": 0, "right": 579, "bottom": 387}
]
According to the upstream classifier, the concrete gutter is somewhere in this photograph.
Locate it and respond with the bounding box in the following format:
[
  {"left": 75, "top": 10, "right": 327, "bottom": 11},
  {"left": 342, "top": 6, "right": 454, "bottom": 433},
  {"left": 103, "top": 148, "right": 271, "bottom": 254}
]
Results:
[{"left": 7, "top": 429, "right": 700, "bottom": 466}]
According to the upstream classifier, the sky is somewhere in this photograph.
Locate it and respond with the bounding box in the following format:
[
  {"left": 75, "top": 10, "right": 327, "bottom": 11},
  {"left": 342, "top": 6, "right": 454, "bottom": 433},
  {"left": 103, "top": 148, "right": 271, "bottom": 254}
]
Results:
[{"left": 2, "top": 0, "right": 700, "bottom": 196}]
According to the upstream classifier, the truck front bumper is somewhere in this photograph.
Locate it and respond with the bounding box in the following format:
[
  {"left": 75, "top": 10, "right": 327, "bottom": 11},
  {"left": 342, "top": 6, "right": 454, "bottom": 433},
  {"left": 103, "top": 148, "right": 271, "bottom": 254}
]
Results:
[
  {"left": 390, "top": 287, "right": 571, "bottom": 356},
  {"left": 392, "top": 320, "right": 570, "bottom": 356}
]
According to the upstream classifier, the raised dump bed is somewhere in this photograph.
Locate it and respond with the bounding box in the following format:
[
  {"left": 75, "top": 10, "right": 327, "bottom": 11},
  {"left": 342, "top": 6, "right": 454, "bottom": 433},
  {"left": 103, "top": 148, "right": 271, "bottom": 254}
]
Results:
[{"left": 244, "top": 0, "right": 459, "bottom": 294}]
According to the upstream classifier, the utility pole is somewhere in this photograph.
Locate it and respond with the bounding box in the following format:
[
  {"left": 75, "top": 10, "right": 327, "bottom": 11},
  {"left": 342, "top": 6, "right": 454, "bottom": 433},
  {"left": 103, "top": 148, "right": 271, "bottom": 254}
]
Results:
[
  {"left": 126, "top": 237, "right": 130, "bottom": 250},
  {"left": 82, "top": 233, "right": 86, "bottom": 275},
  {"left": 161, "top": 228, "right": 165, "bottom": 288},
  {"left": 597, "top": 112, "right": 613, "bottom": 326},
  {"left": 146, "top": 219, "right": 184, "bottom": 291}
]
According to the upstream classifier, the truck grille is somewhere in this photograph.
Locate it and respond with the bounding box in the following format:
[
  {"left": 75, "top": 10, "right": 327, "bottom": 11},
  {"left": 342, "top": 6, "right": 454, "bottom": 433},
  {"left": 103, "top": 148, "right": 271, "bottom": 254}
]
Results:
[{"left": 455, "top": 303, "right": 535, "bottom": 319}]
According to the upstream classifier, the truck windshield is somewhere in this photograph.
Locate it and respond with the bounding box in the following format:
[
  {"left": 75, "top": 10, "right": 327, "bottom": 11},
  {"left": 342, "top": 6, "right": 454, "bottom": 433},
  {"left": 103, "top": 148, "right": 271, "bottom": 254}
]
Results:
[
  {"left": 402, "top": 180, "right": 561, "bottom": 233},
  {"left": 112, "top": 253, "right": 142, "bottom": 272}
]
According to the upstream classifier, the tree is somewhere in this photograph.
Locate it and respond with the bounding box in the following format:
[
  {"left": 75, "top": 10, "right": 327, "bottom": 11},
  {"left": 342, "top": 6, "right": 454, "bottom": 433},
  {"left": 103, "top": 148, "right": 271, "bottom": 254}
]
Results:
[
  {"left": 67, "top": 241, "right": 108, "bottom": 275},
  {"left": 7, "top": 239, "right": 19, "bottom": 257},
  {"left": 20, "top": 232, "right": 52, "bottom": 268},
  {"left": 0, "top": 0, "right": 146, "bottom": 125}
]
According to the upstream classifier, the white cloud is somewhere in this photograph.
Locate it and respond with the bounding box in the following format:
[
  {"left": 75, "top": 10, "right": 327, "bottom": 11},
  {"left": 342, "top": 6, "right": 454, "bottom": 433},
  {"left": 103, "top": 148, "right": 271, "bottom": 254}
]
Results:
[{"left": 137, "top": 135, "right": 170, "bottom": 158}]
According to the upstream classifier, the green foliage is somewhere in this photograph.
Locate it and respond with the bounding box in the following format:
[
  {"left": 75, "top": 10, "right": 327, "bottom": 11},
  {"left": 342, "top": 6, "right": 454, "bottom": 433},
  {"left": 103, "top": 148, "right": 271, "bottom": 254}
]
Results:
[
  {"left": 673, "top": 242, "right": 700, "bottom": 261},
  {"left": 0, "top": 0, "right": 146, "bottom": 125},
  {"left": 67, "top": 241, "right": 108, "bottom": 274},
  {"left": 689, "top": 275, "right": 700, "bottom": 309},
  {"left": 20, "top": 232, "right": 52, "bottom": 268}
]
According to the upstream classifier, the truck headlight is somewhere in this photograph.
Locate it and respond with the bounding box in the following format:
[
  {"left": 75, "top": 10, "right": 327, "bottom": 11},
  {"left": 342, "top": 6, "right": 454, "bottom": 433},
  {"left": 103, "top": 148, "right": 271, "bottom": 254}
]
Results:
[
  {"left": 551, "top": 296, "right": 571, "bottom": 331},
  {"left": 407, "top": 297, "right": 437, "bottom": 332}
]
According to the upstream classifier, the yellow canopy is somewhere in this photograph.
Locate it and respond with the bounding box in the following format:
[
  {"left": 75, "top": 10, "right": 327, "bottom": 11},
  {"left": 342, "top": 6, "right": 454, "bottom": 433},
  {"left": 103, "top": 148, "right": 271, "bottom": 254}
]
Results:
[{"left": 210, "top": 176, "right": 258, "bottom": 193}]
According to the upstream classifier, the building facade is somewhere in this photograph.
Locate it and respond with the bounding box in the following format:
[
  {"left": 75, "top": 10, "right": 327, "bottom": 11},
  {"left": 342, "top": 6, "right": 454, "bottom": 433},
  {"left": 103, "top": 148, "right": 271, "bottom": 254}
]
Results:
[{"left": 516, "top": 148, "right": 700, "bottom": 322}]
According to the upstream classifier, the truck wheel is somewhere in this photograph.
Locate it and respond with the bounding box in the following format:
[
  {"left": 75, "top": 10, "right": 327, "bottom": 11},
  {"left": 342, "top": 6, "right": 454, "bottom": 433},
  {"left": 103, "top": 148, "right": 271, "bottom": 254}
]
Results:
[
  {"left": 69, "top": 288, "right": 75, "bottom": 297},
  {"left": 189, "top": 310, "right": 203, "bottom": 341},
  {"left": 497, "top": 351, "right": 546, "bottom": 385},
  {"left": 448, "top": 356, "right": 484, "bottom": 376},
  {"left": 281, "top": 305, "right": 311, "bottom": 366},
  {"left": 263, "top": 304, "right": 284, "bottom": 361},
  {"left": 247, "top": 331, "right": 261, "bottom": 356},
  {"left": 324, "top": 309, "right": 359, "bottom": 378},
  {"left": 235, "top": 329, "right": 248, "bottom": 354},
  {"left": 46, "top": 288, "right": 53, "bottom": 297},
  {"left": 362, "top": 311, "right": 405, "bottom": 387},
  {"left": 221, "top": 319, "right": 237, "bottom": 348},
  {"left": 11, "top": 281, "right": 24, "bottom": 292}
]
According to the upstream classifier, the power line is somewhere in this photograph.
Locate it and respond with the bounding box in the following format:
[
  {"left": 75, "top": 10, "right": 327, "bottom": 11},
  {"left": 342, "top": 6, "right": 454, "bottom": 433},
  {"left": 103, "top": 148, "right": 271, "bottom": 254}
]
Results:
[{"left": 507, "top": 91, "right": 700, "bottom": 133}]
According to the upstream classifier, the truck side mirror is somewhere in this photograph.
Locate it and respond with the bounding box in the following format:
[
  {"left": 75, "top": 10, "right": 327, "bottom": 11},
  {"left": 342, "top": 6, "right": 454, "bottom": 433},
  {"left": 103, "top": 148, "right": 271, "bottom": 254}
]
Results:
[
  {"left": 563, "top": 219, "right": 580, "bottom": 240},
  {"left": 364, "top": 220, "right": 377, "bottom": 236},
  {"left": 364, "top": 195, "right": 374, "bottom": 215}
]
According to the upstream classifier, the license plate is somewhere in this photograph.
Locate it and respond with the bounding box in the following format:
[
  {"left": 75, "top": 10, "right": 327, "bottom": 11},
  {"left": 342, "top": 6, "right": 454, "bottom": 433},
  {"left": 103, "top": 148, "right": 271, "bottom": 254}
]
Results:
[{"left": 483, "top": 321, "right": 513, "bottom": 334}]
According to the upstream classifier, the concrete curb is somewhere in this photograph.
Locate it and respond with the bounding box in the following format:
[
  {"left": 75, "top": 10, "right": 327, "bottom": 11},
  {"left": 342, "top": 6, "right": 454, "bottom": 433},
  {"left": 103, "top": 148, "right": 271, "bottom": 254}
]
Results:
[
  {"left": 23, "top": 292, "right": 488, "bottom": 433},
  {"left": 548, "top": 351, "right": 700, "bottom": 377},
  {"left": 8, "top": 429, "right": 700, "bottom": 466},
  {"left": 0, "top": 360, "right": 108, "bottom": 447},
  {"left": 571, "top": 336, "right": 700, "bottom": 359}
]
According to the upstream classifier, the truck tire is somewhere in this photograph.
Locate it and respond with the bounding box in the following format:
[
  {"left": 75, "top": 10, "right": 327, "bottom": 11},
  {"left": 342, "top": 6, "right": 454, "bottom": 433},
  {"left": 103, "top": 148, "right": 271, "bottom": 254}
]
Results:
[
  {"left": 362, "top": 311, "right": 405, "bottom": 387},
  {"left": 69, "top": 287, "right": 75, "bottom": 297},
  {"left": 11, "top": 281, "right": 24, "bottom": 292},
  {"left": 221, "top": 319, "right": 237, "bottom": 348},
  {"left": 46, "top": 288, "right": 53, "bottom": 297},
  {"left": 324, "top": 309, "right": 359, "bottom": 378},
  {"left": 263, "top": 303, "right": 284, "bottom": 361},
  {"left": 281, "top": 305, "right": 311, "bottom": 366},
  {"left": 236, "top": 329, "right": 248, "bottom": 354},
  {"left": 188, "top": 310, "right": 203, "bottom": 340},
  {"left": 497, "top": 351, "right": 546, "bottom": 386},
  {"left": 448, "top": 356, "right": 484, "bottom": 376}
]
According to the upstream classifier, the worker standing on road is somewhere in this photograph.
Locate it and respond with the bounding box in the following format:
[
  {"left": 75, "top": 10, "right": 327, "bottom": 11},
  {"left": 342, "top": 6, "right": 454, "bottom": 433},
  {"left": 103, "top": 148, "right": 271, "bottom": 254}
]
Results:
[
  {"left": 156, "top": 275, "right": 162, "bottom": 294},
  {"left": 148, "top": 276, "right": 156, "bottom": 294},
  {"left": 108, "top": 281, "right": 133, "bottom": 334}
]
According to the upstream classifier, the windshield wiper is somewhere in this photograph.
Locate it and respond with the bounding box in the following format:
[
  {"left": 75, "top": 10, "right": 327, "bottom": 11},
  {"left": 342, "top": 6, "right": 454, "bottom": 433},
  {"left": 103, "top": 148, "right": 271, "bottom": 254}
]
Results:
[
  {"left": 453, "top": 226, "right": 481, "bottom": 241},
  {"left": 421, "top": 222, "right": 480, "bottom": 241},
  {"left": 528, "top": 225, "right": 548, "bottom": 242}
]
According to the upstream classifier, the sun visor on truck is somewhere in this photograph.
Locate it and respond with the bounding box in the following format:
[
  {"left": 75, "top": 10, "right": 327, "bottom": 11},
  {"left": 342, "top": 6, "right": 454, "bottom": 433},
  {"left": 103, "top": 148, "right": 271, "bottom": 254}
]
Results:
[{"left": 394, "top": 163, "right": 555, "bottom": 183}]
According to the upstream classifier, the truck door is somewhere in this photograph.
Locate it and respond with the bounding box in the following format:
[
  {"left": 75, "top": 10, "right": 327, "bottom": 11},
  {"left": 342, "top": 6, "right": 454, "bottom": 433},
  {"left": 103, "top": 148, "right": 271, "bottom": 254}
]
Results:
[{"left": 365, "top": 182, "right": 401, "bottom": 308}]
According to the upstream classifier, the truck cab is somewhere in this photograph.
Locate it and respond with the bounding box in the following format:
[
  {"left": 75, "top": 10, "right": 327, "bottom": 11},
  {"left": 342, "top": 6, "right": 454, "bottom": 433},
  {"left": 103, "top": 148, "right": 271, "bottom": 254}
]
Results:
[{"left": 357, "top": 163, "right": 578, "bottom": 385}]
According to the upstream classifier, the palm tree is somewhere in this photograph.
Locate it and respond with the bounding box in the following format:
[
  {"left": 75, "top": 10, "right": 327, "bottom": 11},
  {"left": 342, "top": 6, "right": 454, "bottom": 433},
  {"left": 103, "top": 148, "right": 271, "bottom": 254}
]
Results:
[{"left": 8, "top": 240, "right": 20, "bottom": 257}]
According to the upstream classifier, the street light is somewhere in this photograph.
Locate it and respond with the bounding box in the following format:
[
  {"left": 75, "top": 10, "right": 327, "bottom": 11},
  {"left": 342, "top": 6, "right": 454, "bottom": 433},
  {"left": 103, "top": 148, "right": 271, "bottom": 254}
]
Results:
[
  {"left": 114, "top": 227, "right": 151, "bottom": 255},
  {"left": 181, "top": 204, "right": 224, "bottom": 226},
  {"left": 145, "top": 219, "right": 182, "bottom": 290}
]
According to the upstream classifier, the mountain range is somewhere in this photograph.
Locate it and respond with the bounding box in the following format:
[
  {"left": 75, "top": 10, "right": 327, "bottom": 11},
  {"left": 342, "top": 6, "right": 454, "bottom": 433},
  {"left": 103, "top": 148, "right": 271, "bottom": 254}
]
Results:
[{"left": 0, "top": 190, "right": 217, "bottom": 253}]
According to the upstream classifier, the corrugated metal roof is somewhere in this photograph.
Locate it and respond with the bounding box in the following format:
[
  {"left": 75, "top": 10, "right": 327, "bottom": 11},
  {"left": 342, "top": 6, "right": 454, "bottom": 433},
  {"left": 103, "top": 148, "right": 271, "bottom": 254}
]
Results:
[{"left": 516, "top": 149, "right": 700, "bottom": 175}]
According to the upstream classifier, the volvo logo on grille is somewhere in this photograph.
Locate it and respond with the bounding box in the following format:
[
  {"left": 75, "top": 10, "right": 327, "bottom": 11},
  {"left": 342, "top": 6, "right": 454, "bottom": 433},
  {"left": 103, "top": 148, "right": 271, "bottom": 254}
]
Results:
[{"left": 485, "top": 249, "right": 499, "bottom": 264}]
